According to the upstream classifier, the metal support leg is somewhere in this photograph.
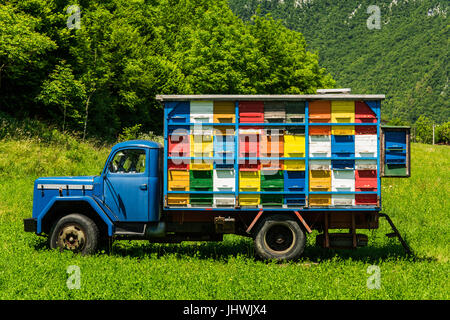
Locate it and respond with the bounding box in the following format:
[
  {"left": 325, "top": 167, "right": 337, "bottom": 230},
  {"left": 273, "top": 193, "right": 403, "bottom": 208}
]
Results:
[
  {"left": 351, "top": 213, "right": 357, "bottom": 249},
  {"left": 324, "top": 213, "right": 330, "bottom": 248},
  {"left": 379, "top": 213, "right": 413, "bottom": 255}
]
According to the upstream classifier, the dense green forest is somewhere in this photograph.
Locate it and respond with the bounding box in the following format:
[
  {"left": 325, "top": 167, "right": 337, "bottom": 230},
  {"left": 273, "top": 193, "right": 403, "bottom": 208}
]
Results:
[
  {"left": 0, "top": 0, "right": 334, "bottom": 141},
  {"left": 229, "top": 0, "right": 449, "bottom": 125}
]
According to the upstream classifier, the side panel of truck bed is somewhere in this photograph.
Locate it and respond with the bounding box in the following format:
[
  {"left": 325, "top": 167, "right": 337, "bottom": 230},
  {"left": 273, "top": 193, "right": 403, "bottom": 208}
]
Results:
[{"left": 162, "top": 96, "right": 390, "bottom": 212}]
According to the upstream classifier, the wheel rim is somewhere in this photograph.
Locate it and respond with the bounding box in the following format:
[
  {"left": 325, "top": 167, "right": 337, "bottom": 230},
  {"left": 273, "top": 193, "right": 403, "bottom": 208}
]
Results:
[
  {"left": 264, "top": 223, "right": 296, "bottom": 254},
  {"left": 57, "top": 224, "right": 86, "bottom": 252}
]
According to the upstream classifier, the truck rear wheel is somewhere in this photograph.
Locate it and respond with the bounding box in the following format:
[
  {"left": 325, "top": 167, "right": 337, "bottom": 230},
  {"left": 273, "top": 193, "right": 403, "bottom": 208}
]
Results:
[
  {"left": 49, "top": 214, "right": 99, "bottom": 255},
  {"left": 253, "top": 214, "right": 306, "bottom": 261}
]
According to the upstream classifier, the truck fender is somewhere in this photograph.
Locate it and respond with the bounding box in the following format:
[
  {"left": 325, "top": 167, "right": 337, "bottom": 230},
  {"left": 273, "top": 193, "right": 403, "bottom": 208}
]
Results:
[{"left": 36, "top": 196, "right": 115, "bottom": 236}]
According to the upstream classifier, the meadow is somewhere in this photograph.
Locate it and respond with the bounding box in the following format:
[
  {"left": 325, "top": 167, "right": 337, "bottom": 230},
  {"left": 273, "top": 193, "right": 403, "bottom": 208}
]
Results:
[{"left": 0, "top": 136, "right": 448, "bottom": 299}]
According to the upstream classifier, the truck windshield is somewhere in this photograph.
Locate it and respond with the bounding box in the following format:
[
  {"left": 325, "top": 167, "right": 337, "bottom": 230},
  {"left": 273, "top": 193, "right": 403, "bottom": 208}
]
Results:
[{"left": 109, "top": 149, "right": 146, "bottom": 174}]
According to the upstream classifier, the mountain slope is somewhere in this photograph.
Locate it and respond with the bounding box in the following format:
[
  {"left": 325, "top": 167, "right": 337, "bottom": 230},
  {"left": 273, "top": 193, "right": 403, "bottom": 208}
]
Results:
[{"left": 229, "top": 0, "right": 449, "bottom": 123}]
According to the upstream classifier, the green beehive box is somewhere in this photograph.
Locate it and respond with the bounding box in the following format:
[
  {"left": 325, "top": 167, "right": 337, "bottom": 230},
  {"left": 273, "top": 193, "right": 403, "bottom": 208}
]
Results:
[
  {"left": 285, "top": 126, "right": 305, "bottom": 135},
  {"left": 190, "top": 170, "right": 213, "bottom": 188},
  {"left": 261, "top": 194, "right": 284, "bottom": 206},
  {"left": 190, "top": 192, "right": 213, "bottom": 206},
  {"left": 384, "top": 164, "right": 407, "bottom": 176},
  {"left": 261, "top": 170, "right": 284, "bottom": 189},
  {"left": 261, "top": 170, "right": 284, "bottom": 206},
  {"left": 286, "top": 101, "right": 306, "bottom": 123}
]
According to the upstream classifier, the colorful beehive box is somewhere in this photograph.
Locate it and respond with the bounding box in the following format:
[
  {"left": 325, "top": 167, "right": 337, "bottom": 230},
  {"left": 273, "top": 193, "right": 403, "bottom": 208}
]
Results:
[
  {"left": 284, "top": 171, "right": 306, "bottom": 206},
  {"left": 189, "top": 170, "right": 213, "bottom": 206},
  {"left": 214, "top": 128, "right": 235, "bottom": 165},
  {"left": 261, "top": 128, "right": 284, "bottom": 156},
  {"left": 286, "top": 101, "right": 305, "bottom": 123},
  {"left": 190, "top": 126, "right": 213, "bottom": 159},
  {"left": 309, "top": 194, "right": 331, "bottom": 206},
  {"left": 213, "top": 168, "right": 235, "bottom": 207},
  {"left": 309, "top": 101, "right": 331, "bottom": 123},
  {"left": 355, "top": 101, "right": 377, "bottom": 123},
  {"left": 168, "top": 126, "right": 190, "bottom": 158},
  {"left": 284, "top": 127, "right": 305, "bottom": 158},
  {"left": 239, "top": 101, "right": 264, "bottom": 123},
  {"left": 309, "top": 169, "right": 331, "bottom": 191},
  {"left": 331, "top": 135, "right": 355, "bottom": 158},
  {"left": 239, "top": 128, "right": 261, "bottom": 158},
  {"left": 166, "top": 101, "right": 190, "bottom": 124},
  {"left": 239, "top": 171, "right": 260, "bottom": 206},
  {"left": 190, "top": 101, "right": 213, "bottom": 124},
  {"left": 167, "top": 170, "right": 190, "bottom": 206},
  {"left": 260, "top": 170, "right": 284, "bottom": 206},
  {"left": 310, "top": 134, "right": 331, "bottom": 158},
  {"left": 331, "top": 101, "right": 355, "bottom": 135},
  {"left": 264, "top": 101, "right": 286, "bottom": 123},
  {"left": 355, "top": 134, "right": 377, "bottom": 158},
  {"left": 213, "top": 101, "right": 235, "bottom": 123}
]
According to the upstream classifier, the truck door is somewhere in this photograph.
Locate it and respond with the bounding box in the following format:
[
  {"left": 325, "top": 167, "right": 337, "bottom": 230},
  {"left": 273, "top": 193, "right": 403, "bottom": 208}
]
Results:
[{"left": 103, "top": 148, "right": 150, "bottom": 221}]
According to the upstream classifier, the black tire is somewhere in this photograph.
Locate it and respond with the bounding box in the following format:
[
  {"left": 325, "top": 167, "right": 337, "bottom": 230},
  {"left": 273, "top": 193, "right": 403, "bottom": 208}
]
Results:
[
  {"left": 49, "top": 214, "right": 99, "bottom": 255},
  {"left": 253, "top": 214, "right": 306, "bottom": 261}
]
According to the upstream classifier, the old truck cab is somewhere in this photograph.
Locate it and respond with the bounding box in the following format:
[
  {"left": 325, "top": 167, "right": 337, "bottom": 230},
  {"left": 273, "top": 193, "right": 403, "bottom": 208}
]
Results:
[{"left": 24, "top": 140, "right": 164, "bottom": 253}]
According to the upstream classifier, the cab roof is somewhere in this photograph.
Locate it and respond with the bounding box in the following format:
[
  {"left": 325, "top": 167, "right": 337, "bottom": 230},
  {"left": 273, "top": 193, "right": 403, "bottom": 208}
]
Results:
[{"left": 111, "top": 140, "right": 162, "bottom": 152}]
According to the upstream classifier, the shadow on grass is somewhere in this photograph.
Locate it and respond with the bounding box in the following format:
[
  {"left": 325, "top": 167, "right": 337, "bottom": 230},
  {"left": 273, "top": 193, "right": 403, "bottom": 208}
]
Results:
[
  {"left": 31, "top": 234, "right": 431, "bottom": 264},
  {"left": 100, "top": 237, "right": 431, "bottom": 264}
]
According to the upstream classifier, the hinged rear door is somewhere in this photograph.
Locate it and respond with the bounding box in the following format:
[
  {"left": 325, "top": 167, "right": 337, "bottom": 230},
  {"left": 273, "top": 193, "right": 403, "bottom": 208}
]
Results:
[{"left": 381, "top": 126, "right": 411, "bottom": 177}]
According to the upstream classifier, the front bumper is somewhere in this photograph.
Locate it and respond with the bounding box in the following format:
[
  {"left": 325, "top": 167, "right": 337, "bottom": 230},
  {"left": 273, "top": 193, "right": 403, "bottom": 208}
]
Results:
[{"left": 24, "top": 218, "right": 37, "bottom": 233}]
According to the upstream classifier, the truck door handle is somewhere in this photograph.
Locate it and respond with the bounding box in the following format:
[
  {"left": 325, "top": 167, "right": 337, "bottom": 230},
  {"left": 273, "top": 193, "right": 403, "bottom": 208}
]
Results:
[{"left": 140, "top": 184, "right": 148, "bottom": 191}]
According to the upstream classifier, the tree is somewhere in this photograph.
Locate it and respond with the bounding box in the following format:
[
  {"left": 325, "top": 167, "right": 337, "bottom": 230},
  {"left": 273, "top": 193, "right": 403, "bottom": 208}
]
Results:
[
  {"left": 36, "top": 61, "right": 86, "bottom": 132},
  {"left": 414, "top": 115, "right": 434, "bottom": 144},
  {"left": 435, "top": 122, "right": 450, "bottom": 144},
  {"left": 0, "top": 3, "right": 56, "bottom": 114}
]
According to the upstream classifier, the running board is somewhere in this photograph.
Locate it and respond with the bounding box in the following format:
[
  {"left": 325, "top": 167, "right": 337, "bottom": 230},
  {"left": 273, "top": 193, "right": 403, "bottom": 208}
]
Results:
[{"left": 114, "top": 222, "right": 146, "bottom": 236}]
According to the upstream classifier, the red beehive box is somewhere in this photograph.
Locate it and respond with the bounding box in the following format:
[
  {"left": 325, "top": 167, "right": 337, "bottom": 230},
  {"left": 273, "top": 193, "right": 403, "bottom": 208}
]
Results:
[
  {"left": 309, "top": 101, "right": 331, "bottom": 123},
  {"left": 355, "top": 194, "right": 377, "bottom": 205},
  {"left": 168, "top": 133, "right": 190, "bottom": 157},
  {"left": 356, "top": 125, "right": 377, "bottom": 135},
  {"left": 239, "top": 101, "right": 264, "bottom": 123},
  {"left": 355, "top": 101, "right": 377, "bottom": 123},
  {"left": 167, "top": 159, "right": 189, "bottom": 170},
  {"left": 309, "top": 126, "right": 331, "bottom": 135},
  {"left": 355, "top": 170, "right": 377, "bottom": 191},
  {"left": 239, "top": 128, "right": 261, "bottom": 158}
]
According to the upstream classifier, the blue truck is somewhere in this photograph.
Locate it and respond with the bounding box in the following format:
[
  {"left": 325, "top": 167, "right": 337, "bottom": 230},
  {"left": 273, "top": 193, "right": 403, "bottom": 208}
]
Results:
[{"left": 24, "top": 91, "right": 412, "bottom": 260}]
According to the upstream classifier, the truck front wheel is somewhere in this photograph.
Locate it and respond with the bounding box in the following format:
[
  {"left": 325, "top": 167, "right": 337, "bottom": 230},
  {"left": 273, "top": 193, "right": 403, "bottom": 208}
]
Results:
[
  {"left": 253, "top": 214, "right": 306, "bottom": 261},
  {"left": 49, "top": 214, "right": 99, "bottom": 255}
]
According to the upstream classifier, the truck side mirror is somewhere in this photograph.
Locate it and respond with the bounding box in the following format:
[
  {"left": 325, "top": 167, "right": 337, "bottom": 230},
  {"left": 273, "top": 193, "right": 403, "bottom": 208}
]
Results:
[{"left": 380, "top": 126, "right": 411, "bottom": 177}]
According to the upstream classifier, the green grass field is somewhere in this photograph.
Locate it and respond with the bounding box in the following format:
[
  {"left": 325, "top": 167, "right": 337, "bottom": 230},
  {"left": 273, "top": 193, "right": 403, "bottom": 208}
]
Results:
[{"left": 0, "top": 138, "right": 448, "bottom": 299}]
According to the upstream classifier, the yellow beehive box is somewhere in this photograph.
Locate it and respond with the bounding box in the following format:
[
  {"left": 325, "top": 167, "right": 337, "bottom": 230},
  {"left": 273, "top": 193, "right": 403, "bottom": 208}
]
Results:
[
  {"left": 284, "top": 160, "right": 305, "bottom": 171},
  {"left": 331, "top": 101, "right": 355, "bottom": 135},
  {"left": 284, "top": 135, "right": 305, "bottom": 157},
  {"left": 239, "top": 194, "right": 260, "bottom": 206},
  {"left": 309, "top": 170, "right": 331, "bottom": 190},
  {"left": 331, "top": 101, "right": 355, "bottom": 123},
  {"left": 190, "top": 135, "right": 213, "bottom": 157},
  {"left": 167, "top": 195, "right": 190, "bottom": 206},
  {"left": 168, "top": 170, "right": 190, "bottom": 190},
  {"left": 331, "top": 125, "right": 355, "bottom": 135},
  {"left": 309, "top": 194, "right": 331, "bottom": 206},
  {"left": 190, "top": 160, "right": 213, "bottom": 171},
  {"left": 239, "top": 171, "right": 261, "bottom": 190},
  {"left": 214, "top": 101, "right": 235, "bottom": 123}
]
